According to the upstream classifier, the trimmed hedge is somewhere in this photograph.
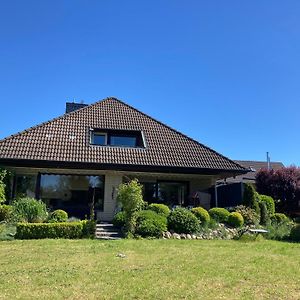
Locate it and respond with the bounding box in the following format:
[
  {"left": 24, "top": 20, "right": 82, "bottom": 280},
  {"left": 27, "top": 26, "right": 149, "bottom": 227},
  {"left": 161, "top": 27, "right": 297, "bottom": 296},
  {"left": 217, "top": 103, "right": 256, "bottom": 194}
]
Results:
[
  {"left": 48, "top": 209, "right": 68, "bottom": 223},
  {"left": 227, "top": 212, "right": 244, "bottom": 228},
  {"left": 0, "top": 204, "right": 13, "bottom": 221},
  {"left": 167, "top": 207, "right": 200, "bottom": 234},
  {"left": 15, "top": 222, "right": 92, "bottom": 239},
  {"left": 191, "top": 207, "right": 210, "bottom": 226},
  {"left": 136, "top": 210, "right": 167, "bottom": 237},
  {"left": 209, "top": 208, "right": 230, "bottom": 223},
  {"left": 148, "top": 203, "right": 170, "bottom": 217}
]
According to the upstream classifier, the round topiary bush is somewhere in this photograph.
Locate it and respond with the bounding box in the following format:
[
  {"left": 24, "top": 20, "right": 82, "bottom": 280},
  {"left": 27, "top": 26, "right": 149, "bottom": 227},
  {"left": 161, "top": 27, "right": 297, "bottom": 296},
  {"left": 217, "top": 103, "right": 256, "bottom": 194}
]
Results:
[
  {"left": 208, "top": 207, "right": 230, "bottom": 223},
  {"left": 191, "top": 207, "right": 210, "bottom": 226},
  {"left": 167, "top": 207, "right": 200, "bottom": 234},
  {"left": 0, "top": 204, "right": 13, "bottom": 221},
  {"left": 48, "top": 209, "right": 68, "bottom": 223},
  {"left": 227, "top": 212, "right": 244, "bottom": 228},
  {"left": 148, "top": 203, "right": 170, "bottom": 217},
  {"left": 271, "top": 213, "right": 289, "bottom": 224},
  {"left": 112, "top": 211, "right": 126, "bottom": 229},
  {"left": 135, "top": 210, "right": 167, "bottom": 237}
]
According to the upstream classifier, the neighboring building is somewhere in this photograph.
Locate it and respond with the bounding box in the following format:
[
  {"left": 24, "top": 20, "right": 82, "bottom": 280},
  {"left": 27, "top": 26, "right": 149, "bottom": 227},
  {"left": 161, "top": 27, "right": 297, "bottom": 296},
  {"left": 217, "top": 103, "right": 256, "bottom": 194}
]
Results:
[
  {"left": 216, "top": 160, "right": 284, "bottom": 208},
  {"left": 0, "top": 97, "right": 246, "bottom": 220}
]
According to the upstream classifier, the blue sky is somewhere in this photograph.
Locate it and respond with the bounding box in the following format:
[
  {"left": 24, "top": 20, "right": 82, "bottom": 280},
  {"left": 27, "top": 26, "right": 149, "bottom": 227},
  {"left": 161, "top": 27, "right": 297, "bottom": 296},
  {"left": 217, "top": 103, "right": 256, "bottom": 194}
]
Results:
[{"left": 0, "top": 1, "right": 299, "bottom": 166}]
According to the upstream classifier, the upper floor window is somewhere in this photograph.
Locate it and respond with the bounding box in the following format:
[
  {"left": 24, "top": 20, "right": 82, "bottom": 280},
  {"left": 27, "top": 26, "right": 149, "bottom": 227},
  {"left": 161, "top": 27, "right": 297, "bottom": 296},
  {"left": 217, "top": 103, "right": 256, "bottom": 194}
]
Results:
[{"left": 90, "top": 129, "right": 145, "bottom": 148}]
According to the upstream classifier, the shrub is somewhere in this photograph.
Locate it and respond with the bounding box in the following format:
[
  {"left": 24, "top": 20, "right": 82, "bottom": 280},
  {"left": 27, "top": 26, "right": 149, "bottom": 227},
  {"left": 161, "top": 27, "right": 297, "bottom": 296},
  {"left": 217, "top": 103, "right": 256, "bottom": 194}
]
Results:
[
  {"left": 266, "top": 221, "right": 293, "bottom": 241},
  {"left": 48, "top": 209, "right": 68, "bottom": 223},
  {"left": 208, "top": 207, "right": 230, "bottom": 223},
  {"left": 116, "top": 179, "right": 144, "bottom": 237},
  {"left": 191, "top": 207, "right": 210, "bottom": 226},
  {"left": 0, "top": 205, "right": 13, "bottom": 221},
  {"left": 234, "top": 205, "right": 260, "bottom": 226},
  {"left": 11, "top": 198, "right": 48, "bottom": 223},
  {"left": 227, "top": 212, "right": 244, "bottom": 228},
  {"left": 148, "top": 203, "right": 170, "bottom": 217},
  {"left": 0, "top": 169, "right": 7, "bottom": 204},
  {"left": 112, "top": 211, "right": 126, "bottom": 229},
  {"left": 290, "top": 224, "right": 300, "bottom": 242},
  {"left": 271, "top": 213, "right": 289, "bottom": 224},
  {"left": 259, "top": 195, "right": 275, "bottom": 216},
  {"left": 243, "top": 183, "right": 260, "bottom": 214},
  {"left": 167, "top": 207, "right": 200, "bottom": 234},
  {"left": 15, "top": 222, "right": 84, "bottom": 239},
  {"left": 81, "top": 220, "right": 96, "bottom": 238},
  {"left": 259, "top": 201, "right": 270, "bottom": 226},
  {"left": 135, "top": 210, "right": 167, "bottom": 237}
]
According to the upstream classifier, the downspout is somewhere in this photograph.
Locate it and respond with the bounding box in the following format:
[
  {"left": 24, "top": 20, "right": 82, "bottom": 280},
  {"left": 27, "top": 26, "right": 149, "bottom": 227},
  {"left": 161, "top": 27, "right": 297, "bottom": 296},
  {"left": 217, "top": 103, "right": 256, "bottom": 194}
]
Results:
[{"left": 215, "top": 184, "right": 218, "bottom": 207}]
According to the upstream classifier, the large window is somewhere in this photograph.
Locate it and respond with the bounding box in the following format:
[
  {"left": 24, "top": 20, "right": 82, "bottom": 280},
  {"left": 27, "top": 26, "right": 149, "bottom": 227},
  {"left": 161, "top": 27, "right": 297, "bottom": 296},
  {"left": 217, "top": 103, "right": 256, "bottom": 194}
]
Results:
[
  {"left": 40, "top": 174, "right": 104, "bottom": 219},
  {"left": 140, "top": 181, "right": 188, "bottom": 207},
  {"left": 91, "top": 129, "right": 145, "bottom": 148},
  {"left": 15, "top": 175, "right": 36, "bottom": 199}
]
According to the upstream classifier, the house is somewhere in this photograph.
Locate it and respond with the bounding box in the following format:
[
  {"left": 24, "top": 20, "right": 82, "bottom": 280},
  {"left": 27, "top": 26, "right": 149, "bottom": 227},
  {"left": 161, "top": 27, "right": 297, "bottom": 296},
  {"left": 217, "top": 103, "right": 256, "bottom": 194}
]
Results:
[
  {"left": 0, "top": 97, "right": 247, "bottom": 221},
  {"left": 215, "top": 160, "right": 284, "bottom": 208}
]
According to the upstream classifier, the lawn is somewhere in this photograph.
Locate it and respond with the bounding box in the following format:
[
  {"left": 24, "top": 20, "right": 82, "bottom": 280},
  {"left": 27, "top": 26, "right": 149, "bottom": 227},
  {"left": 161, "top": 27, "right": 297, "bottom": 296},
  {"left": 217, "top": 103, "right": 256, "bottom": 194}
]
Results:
[{"left": 0, "top": 239, "right": 299, "bottom": 300}]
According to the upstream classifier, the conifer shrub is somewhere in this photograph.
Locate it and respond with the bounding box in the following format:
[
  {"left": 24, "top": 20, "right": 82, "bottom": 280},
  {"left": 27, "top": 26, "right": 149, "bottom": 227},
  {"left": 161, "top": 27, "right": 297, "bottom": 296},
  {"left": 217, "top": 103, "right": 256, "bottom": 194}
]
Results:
[
  {"left": 191, "top": 207, "right": 210, "bottom": 226},
  {"left": 208, "top": 207, "right": 230, "bottom": 223},
  {"left": 148, "top": 203, "right": 170, "bottom": 217}
]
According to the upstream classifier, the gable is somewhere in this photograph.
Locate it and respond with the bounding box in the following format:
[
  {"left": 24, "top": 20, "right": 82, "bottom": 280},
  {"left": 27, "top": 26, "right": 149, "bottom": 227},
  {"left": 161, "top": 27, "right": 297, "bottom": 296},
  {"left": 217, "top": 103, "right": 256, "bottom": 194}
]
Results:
[{"left": 0, "top": 98, "right": 246, "bottom": 172}]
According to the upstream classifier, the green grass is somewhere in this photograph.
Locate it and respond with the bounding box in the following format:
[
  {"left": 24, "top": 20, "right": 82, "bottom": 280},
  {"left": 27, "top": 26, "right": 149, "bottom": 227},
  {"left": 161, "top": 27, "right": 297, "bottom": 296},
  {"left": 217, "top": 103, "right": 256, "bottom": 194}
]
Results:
[{"left": 0, "top": 239, "right": 299, "bottom": 299}]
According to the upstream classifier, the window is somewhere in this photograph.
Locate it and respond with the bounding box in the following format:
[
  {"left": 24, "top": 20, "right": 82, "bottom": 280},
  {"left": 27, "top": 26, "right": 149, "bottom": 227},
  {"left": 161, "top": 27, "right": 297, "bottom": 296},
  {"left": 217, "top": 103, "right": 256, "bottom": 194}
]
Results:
[
  {"left": 157, "top": 182, "right": 188, "bottom": 207},
  {"left": 15, "top": 175, "right": 36, "bottom": 198},
  {"left": 91, "top": 132, "right": 106, "bottom": 145},
  {"left": 90, "top": 129, "right": 145, "bottom": 148},
  {"left": 40, "top": 174, "right": 105, "bottom": 219}
]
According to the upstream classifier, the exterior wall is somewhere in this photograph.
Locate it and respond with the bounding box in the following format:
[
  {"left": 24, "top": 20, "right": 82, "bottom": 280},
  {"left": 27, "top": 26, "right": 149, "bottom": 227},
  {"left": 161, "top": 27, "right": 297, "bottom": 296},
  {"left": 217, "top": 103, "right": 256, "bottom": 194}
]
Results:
[
  {"left": 97, "top": 173, "right": 122, "bottom": 221},
  {"left": 190, "top": 177, "right": 214, "bottom": 209}
]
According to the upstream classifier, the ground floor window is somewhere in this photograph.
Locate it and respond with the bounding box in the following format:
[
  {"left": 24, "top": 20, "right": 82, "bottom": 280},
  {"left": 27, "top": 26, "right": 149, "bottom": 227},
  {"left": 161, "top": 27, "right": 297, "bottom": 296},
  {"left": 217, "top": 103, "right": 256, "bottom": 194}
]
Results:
[
  {"left": 15, "top": 175, "right": 36, "bottom": 199},
  {"left": 40, "top": 174, "right": 104, "bottom": 219},
  {"left": 140, "top": 181, "right": 189, "bottom": 207}
]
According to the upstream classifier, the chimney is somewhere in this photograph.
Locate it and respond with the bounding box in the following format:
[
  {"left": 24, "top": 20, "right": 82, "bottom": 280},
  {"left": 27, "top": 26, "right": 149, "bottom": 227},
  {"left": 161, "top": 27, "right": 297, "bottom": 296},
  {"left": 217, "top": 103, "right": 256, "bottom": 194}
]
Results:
[{"left": 65, "top": 101, "right": 88, "bottom": 114}]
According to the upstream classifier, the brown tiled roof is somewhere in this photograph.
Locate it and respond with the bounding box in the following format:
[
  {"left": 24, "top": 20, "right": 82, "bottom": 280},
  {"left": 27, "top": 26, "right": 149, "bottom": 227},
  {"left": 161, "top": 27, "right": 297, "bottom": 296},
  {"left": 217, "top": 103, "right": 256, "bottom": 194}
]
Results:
[
  {"left": 0, "top": 97, "right": 246, "bottom": 173},
  {"left": 226, "top": 160, "right": 285, "bottom": 182}
]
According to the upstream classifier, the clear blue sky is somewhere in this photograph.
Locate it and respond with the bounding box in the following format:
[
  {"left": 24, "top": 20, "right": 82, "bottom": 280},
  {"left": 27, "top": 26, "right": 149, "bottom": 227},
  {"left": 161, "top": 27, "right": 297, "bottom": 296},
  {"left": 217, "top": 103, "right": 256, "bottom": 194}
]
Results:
[{"left": 0, "top": 1, "right": 299, "bottom": 166}]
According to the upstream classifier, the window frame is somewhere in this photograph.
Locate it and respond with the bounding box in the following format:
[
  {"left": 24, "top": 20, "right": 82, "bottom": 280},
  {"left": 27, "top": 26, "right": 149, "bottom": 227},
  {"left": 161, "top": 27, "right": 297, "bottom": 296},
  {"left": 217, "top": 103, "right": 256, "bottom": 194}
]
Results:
[{"left": 90, "top": 131, "right": 107, "bottom": 146}]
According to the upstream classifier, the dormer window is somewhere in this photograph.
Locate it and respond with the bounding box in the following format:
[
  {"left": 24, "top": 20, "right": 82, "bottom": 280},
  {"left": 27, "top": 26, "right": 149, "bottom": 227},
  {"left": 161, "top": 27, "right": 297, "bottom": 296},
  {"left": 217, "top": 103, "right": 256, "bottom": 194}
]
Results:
[{"left": 90, "top": 129, "right": 145, "bottom": 148}]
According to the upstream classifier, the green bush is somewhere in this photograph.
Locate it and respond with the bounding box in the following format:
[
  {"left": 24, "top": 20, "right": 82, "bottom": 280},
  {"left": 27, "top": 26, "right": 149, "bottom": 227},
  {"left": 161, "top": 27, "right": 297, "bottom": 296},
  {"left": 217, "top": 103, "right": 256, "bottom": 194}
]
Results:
[
  {"left": 208, "top": 207, "right": 230, "bottom": 223},
  {"left": 266, "top": 221, "right": 293, "bottom": 241},
  {"left": 112, "top": 211, "right": 126, "bottom": 229},
  {"left": 259, "top": 195, "right": 275, "bottom": 216},
  {"left": 259, "top": 201, "right": 270, "bottom": 226},
  {"left": 227, "top": 212, "right": 244, "bottom": 228},
  {"left": 290, "top": 224, "right": 300, "bottom": 242},
  {"left": 48, "top": 209, "right": 68, "bottom": 223},
  {"left": 234, "top": 205, "right": 260, "bottom": 226},
  {"left": 191, "top": 207, "right": 210, "bottom": 226},
  {"left": 11, "top": 197, "right": 48, "bottom": 223},
  {"left": 116, "top": 179, "right": 144, "bottom": 237},
  {"left": 243, "top": 183, "right": 260, "bottom": 214},
  {"left": 81, "top": 220, "right": 96, "bottom": 238},
  {"left": 271, "top": 213, "right": 289, "bottom": 224},
  {"left": 15, "top": 222, "right": 84, "bottom": 239},
  {"left": 167, "top": 207, "right": 200, "bottom": 234},
  {"left": 135, "top": 210, "right": 167, "bottom": 237},
  {"left": 148, "top": 203, "right": 170, "bottom": 217},
  {"left": 0, "top": 205, "right": 13, "bottom": 221}
]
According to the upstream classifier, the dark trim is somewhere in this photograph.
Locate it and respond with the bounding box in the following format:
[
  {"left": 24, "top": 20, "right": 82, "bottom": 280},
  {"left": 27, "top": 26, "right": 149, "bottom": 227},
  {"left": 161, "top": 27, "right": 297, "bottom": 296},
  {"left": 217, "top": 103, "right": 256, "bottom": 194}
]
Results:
[
  {"left": 0, "top": 159, "right": 248, "bottom": 176},
  {"left": 12, "top": 175, "right": 17, "bottom": 200},
  {"left": 35, "top": 173, "right": 41, "bottom": 199}
]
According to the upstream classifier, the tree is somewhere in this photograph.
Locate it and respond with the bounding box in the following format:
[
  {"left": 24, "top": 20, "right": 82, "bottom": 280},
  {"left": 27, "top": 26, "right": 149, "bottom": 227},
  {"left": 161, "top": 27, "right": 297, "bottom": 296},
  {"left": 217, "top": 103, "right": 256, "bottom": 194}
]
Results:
[
  {"left": 0, "top": 168, "right": 7, "bottom": 204},
  {"left": 256, "top": 166, "right": 300, "bottom": 213},
  {"left": 116, "top": 179, "right": 144, "bottom": 237},
  {"left": 242, "top": 183, "right": 260, "bottom": 214}
]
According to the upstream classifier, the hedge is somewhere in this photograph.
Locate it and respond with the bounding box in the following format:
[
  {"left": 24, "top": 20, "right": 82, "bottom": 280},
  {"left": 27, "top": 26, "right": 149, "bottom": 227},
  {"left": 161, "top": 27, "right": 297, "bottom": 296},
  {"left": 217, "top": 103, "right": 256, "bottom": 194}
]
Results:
[
  {"left": 15, "top": 221, "right": 94, "bottom": 239},
  {"left": 209, "top": 207, "right": 230, "bottom": 223}
]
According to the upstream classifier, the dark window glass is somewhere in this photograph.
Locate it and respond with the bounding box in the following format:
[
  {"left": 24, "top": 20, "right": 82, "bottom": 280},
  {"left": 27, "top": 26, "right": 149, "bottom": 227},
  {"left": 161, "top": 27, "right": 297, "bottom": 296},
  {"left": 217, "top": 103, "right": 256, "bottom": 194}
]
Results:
[
  {"left": 40, "top": 174, "right": 104, "bottom": 219},
  {"left": 141, "top": 182, "right": 157, "bottom": 203},
  {"left": 110, "top": 136, "right": 137, "bottom": 147},
  {"left": 157, "top": 182, "right": 188, "bottom": 207},
  {"left": 15, "top": 175, "right": 36, "bottom": 199},
  {"left": 92, "top": 133, "right": 106, "bottom": 145}
]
